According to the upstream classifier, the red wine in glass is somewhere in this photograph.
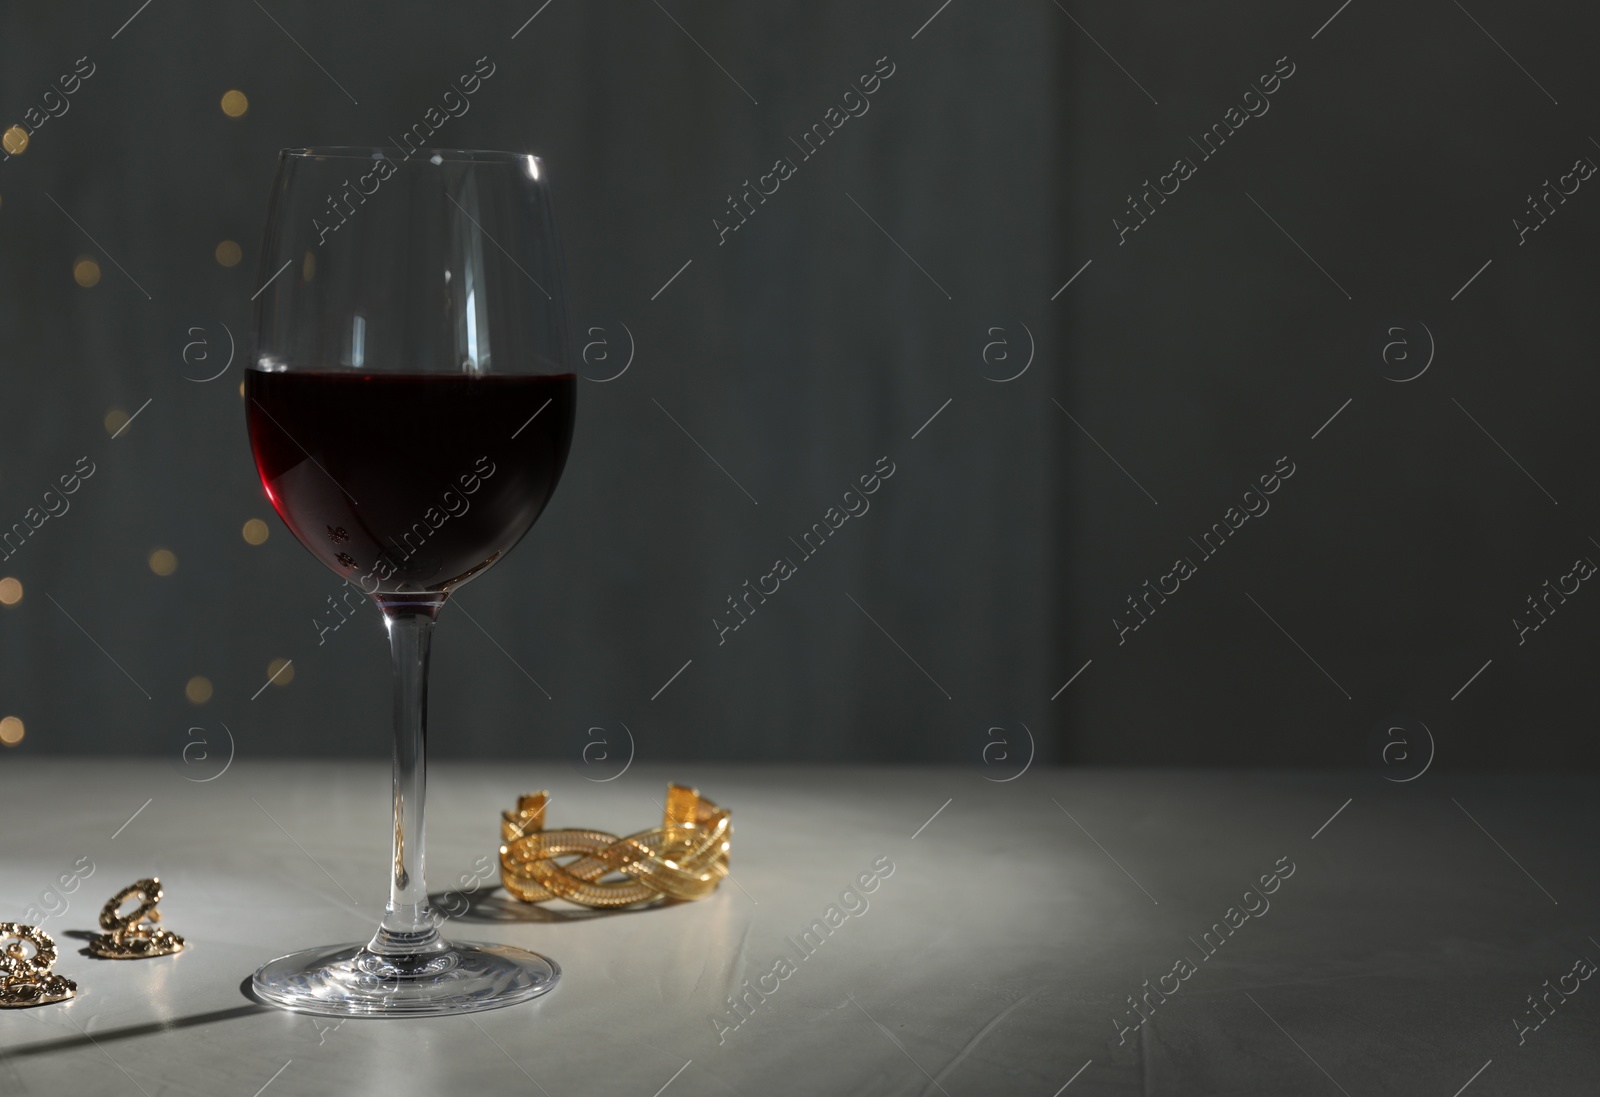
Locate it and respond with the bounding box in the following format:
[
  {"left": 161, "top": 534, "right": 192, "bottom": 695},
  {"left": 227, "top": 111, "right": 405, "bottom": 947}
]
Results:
[{"left": 247, "top": 370, "right": 576, "bottom": 604}]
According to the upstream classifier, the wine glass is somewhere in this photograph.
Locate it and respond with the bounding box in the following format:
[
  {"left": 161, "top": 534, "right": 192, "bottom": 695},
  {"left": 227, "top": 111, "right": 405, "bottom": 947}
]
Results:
[{"left": 244, "top": 147, "right": 575, "bottom": 1016}]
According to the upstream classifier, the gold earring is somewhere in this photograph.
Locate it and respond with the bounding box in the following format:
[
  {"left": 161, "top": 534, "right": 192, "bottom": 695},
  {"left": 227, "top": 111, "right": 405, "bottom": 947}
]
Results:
[
  {"left": 0, "top": 922, "right": 76, "bottom": 1007},
  {"left": 88, "top": 878, "right": 185, "bottom": 959}
]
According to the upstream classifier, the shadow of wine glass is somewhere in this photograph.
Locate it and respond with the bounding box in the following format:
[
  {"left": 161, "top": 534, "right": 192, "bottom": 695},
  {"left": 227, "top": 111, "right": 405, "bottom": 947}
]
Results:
[{"left": 2, "top": 998, "right": 270, "bottom": 1058}]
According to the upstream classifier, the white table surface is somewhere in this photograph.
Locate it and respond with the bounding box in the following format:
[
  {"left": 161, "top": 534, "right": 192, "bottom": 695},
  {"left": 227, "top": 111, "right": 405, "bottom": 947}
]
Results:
[{"left": 1, "top": 760, "right": 1596, "bottom": 1096}]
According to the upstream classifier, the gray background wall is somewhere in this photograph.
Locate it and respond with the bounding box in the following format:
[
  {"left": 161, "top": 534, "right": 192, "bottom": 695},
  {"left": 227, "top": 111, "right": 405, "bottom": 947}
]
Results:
[{"left": 0, "top": 1, "right": 1593, "bottom": 771}]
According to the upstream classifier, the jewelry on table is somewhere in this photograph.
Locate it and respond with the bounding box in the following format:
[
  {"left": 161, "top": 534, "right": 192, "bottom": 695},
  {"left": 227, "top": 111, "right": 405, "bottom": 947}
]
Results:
[
  {"left": 0, "top": 923, "right": 76, "bottom": 1008},
  {"left": 500, "top": 784, "right": 732, "bottom": 908},
  {"left": 88, "top": 878, "right": 185, "bottom": 959}
]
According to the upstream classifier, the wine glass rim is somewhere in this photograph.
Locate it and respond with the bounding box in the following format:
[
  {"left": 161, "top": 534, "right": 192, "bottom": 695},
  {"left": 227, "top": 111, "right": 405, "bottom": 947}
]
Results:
[{"left": 281, "top": 147, "right": 544, "bottom": 164}]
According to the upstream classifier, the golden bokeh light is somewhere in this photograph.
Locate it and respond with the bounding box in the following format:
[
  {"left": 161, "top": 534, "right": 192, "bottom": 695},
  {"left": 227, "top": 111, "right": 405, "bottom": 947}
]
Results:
[
  {"left": 104, "top": 408, "right": 128, "bottom": 435},
  {"left": 2, "top": 126, "right": 28, "bottom": 156},
  {"left": 220, "top": 90, "right": 249, "bottom": 118},
  {"left": 0, "top": 716, "right": 23, "bottom": 746},
  {"left": 0, "top": 577, "right": 21, "bottom": 605},
  {"left": 148, "top": 548, "right": 177, "bottom": 576},
  {"left": 215, "top": 240, "right": 242, "bottom": 267},
  {"left": 302, "top": 250, "right": 316, "bottom": 281},
  {"left": 242, "top": 518, "right": 270, "bottom": 545},
  {"left": 267, "top": 657, "right": 294, "bottom": 687},
  {"left": 185, "top": 676, "right": 213, "bottom": 704},
  {"left": 73, "top": 257, "right": 101, "bottom": 288}
]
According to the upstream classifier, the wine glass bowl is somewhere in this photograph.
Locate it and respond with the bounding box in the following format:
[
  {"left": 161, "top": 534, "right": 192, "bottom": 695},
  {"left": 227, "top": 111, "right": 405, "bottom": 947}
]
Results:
[{"left": 244, "top": 147, "right": 574, "bottom": 1016}]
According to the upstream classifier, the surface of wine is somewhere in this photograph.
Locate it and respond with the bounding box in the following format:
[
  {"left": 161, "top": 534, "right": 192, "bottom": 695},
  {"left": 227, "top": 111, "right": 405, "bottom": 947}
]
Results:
[{"left": 246, "top": 370, "right": 575, "bottom": 598}]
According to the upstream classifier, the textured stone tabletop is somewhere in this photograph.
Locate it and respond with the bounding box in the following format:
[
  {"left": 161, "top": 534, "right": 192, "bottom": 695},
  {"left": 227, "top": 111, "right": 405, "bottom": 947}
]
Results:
[{"left": 1, "top": 760, "right": 1596, "bottom": 1095}]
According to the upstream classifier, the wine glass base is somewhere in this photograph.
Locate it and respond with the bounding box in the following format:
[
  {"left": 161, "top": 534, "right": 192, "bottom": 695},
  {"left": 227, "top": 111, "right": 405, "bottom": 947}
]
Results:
[{"left": 250, "top": 941, "right": 559, "bottom": 1018}]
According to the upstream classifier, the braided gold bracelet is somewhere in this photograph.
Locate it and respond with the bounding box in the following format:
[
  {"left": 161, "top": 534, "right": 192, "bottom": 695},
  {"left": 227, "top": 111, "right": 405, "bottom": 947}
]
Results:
[{"left": 500, "top": 784, "right": 731, "bottom": 907}]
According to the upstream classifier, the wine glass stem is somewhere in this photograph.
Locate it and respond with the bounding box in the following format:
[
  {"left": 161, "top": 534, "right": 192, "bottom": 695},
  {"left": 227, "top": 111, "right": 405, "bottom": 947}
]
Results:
[{"left": 370, "top": 607, "right": 445, "bottom": 957}]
